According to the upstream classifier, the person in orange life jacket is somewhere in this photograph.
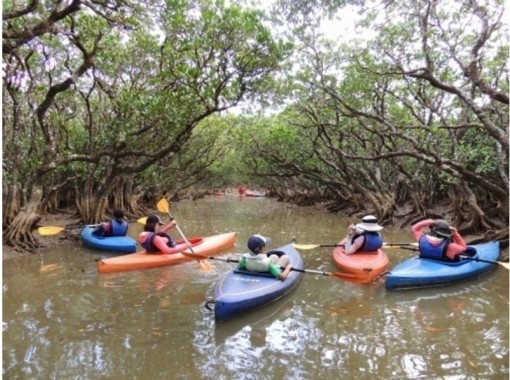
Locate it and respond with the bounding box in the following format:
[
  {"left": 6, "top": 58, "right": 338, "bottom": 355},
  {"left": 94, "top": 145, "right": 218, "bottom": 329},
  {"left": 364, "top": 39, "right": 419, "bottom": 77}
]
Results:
[
  {"left": 138, "top": 215, "right": 182, "bottom": 254},
  {"left": 92, "top": 209, "right": 129, "bottom": 237},
  {"left": 412, "top": 219, "right": 467, "bottom": 261},
  {"left": 238, "top": 234, "right": 293, "bottom": 280},
  {"left": 344, "top": 215, "right": 384, "bottom": 254}
]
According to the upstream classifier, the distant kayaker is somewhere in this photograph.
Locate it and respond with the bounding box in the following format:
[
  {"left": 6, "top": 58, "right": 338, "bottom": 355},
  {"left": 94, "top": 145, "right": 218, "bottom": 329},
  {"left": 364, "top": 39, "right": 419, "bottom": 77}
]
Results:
[
  {"left": 238, "top": 234, "right": 293, "bottom": 280},
  {"left": 412, "top": 219, "right": 467, "bottom": 261},
  {"left": 92, "top": 209, "right": 129, "bottom": 237},
  {"left": 139, "top": 215, "right": 181, "bottom": 254},
  {"left": 344, "top": 215, "right": 384, "bottom": 254}
]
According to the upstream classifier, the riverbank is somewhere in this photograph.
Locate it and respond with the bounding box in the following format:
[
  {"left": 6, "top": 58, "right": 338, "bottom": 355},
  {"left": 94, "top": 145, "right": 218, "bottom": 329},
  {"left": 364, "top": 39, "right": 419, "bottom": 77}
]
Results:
[
  {"left": 3, "top": 201, "right": 508, "bottom": 261},
  {"left": 3, "top": 209, "right": 82, "bottom": 260}
]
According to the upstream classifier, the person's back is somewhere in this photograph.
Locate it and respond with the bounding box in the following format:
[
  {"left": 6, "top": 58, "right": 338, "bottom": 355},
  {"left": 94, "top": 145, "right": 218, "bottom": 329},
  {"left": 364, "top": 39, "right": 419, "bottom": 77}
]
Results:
[
  {"left": 344, "top": 215, "right": 384, "bottom": 254},
  {"left": 93, "top": 209, "right": 128, "bottom": 237},
  {"left": 412, "top": 219, "right": 467, "bottom": 261}
]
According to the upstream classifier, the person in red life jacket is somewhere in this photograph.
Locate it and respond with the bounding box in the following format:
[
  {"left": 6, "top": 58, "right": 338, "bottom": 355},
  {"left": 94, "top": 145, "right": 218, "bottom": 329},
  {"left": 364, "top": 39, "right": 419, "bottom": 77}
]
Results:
[
  {"left": 92, "top": 209, "right": 129, "bottom": 237},
  {"left": 344, "top": 215, "right": 384, "bottom": 254},
  {"left": 237, "top": 185, "right": 246, "bottom": 195},
  {"left": 138, "top": 215, "right": 185, "bottom": 254},
  {"left": 238, "top": 234, "right": 293, "bottom": 280},
  {"left": 412, "top": 219, "right": 467, "bottom": 261}
]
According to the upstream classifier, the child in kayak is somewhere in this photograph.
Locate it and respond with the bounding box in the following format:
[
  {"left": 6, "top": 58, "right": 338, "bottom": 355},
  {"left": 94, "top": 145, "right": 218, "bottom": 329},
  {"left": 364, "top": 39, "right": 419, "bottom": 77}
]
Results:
[
  {"left": 412, "top": 219, "right": 467, "bottom": 261},
  {"left": 92, "top": 209, "right": 129, "bottom": 237},
  {"left": 344, "top": 215, "right": 384, "bottom": 254},
  {"left": 138, "top": 215, "right": 187, "bottom": 254},
  {"left": 238, "top": 234, "right": 293, "bottom": 280}
]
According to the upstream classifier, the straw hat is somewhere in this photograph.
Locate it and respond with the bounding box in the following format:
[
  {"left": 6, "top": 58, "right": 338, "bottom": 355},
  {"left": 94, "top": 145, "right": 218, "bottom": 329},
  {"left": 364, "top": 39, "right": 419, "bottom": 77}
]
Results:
[{"left": 356, "top": 215, "right": 383, "bottom": 232}]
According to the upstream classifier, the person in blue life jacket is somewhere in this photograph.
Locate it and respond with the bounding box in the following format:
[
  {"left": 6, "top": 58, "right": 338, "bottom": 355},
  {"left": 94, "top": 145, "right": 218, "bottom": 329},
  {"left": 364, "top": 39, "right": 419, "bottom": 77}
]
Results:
[
  {"left": 138, "top": 215, "right": 183, "bottom": 254},
  {"left": 238, "top": 234, "right": 293, "bottom": 280},
  {"left": 412, "top": 218, "right": 467, "bottom": 261},
  {"left": 344, "top": 215, "right": 384, "bottom": 254},
  {"left": 92, "top": 209, "right": 129, "bottom": 237}
]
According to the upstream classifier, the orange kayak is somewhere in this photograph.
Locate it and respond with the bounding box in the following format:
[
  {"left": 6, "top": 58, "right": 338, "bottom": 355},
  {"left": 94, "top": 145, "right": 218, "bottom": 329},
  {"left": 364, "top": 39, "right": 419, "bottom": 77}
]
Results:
[
  {"left": 332, "top": 239, "right": 389, "bottom": 282},
  {"left": 97, "top": 232, "right": 237, "bottom": 273}
]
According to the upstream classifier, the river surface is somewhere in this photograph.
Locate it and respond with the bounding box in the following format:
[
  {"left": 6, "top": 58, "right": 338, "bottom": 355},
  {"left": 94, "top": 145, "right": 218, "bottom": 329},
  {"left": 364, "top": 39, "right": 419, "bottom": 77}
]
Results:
[{"left": 3, "top": 196, "right": 509, "bottom": 379}]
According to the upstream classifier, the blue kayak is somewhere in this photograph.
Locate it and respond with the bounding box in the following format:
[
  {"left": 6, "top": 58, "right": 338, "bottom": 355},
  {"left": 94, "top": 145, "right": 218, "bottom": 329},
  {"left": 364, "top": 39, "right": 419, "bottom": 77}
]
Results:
[
  {"left": 213, "top": 243, "right": 303, "bottom": 321},
  {"left": 80, "top": 227, "right": 137, "bottom": 253},
  {"left": 385, "top": 241, "right": 500, "bottom": 290}
]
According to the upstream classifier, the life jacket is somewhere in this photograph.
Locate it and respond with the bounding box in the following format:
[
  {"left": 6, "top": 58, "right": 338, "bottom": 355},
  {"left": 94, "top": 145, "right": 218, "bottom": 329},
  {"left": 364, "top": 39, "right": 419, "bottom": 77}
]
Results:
[
  {"left": 418, "top": 235, "right": 449, "bottom": 260},
  {"left": 352, "top": 231, "right": 383, "bottom": 252},
  {"left": 109, "top": 219, "right": 128, "bottom": 236},
  {"left": 140, "top": 232, "right": 176, "bottom": 252},
  {"left": 243, "top": 253, "right": 271, "bottom": 272}
]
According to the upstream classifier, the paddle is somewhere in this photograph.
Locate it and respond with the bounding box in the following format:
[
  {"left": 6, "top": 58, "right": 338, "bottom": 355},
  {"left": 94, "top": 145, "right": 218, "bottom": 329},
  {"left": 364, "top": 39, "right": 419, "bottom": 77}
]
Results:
[
  {"left": 38, "top": 217, "right": 147, "bottom": 236},
  {"left": 156, "top": 198, "right": 213, "bottom": 271},
  {"left": 400, "top": 246, "right": 510, "bottom": 270},
  {"left": 178, "top": 251, "right": 372, "bottom": 281},
  {"left": 292, "top": 242, "right": 418, "bottom": 250},
  {"left": 461, "top": 256, "right": 510, "bottom": 269},
  {"left": 383, "top": 243, "right": 419, "bottom": 248},
  {"left": 292, "top": 243, "right": 342, "bottom": 250}
]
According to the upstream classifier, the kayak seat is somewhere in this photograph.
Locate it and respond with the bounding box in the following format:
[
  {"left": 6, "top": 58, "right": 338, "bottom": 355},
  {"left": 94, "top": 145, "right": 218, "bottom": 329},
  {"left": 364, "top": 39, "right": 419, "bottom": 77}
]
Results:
[
  {"left": 462, "top": 246, "right": 477, "bottom": 257},
  {"left": 266, "top": 249, "right": 286, "bottom": 258}
]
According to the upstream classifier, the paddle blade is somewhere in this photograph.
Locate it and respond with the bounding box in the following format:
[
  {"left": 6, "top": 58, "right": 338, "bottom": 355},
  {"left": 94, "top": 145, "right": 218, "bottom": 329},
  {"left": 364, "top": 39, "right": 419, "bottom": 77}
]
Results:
[
  {"left": 292, "top": 243, "right": 321, "bottom": 250},
  {"left": 157, "top": 198, "right": 170, "bottom": 214},
  {"left": 199, "top": 261, "right": 214, "bottom": 271},
  {"left": 499, "top": 262, "right": 510, "bottom": 270},
  {"left": 137, "top": 217, "right": 148, "bottom": 224},
  {"left": 38, "top": 226, "right": 65, "bottom": 235}
]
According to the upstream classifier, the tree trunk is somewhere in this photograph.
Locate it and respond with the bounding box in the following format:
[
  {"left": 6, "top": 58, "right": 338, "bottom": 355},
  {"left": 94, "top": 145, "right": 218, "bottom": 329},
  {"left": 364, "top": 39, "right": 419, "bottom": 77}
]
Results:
[{"left": 3, "top": 183, "right": 44, "bottom": 252}]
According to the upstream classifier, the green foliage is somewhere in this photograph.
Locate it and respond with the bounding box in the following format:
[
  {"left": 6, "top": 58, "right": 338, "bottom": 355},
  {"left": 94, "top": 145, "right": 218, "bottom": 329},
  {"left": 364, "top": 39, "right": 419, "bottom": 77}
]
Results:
[{"left": 2, "top": 0, "right": 507, "bottom": 228}]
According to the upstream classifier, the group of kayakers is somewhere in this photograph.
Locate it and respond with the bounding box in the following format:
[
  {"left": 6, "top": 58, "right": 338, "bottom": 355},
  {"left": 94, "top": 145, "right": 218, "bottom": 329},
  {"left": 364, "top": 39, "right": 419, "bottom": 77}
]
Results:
[
  {"left": 93, "top": 209, "right": 468, "bottom": 282},
  {"left": 342, "top": 215, "right": 467, "bottom": 261}
]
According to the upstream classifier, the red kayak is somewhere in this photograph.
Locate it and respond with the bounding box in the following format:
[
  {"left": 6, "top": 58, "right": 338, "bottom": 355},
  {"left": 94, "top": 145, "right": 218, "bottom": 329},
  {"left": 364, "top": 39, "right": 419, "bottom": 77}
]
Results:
[
  {"left": 332, "top": 239, "right": 389, "bottom": 283},
  {"left": 97, "top": 232, "right": 237, "bottom": 273}
]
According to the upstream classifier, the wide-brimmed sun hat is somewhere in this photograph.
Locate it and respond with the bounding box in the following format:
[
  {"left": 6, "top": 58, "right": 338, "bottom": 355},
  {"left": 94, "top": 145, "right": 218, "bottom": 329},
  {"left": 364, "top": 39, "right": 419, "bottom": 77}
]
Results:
[
  {"left": 247, "top": 234, "right": 272, "bottom": 254},
  {"left": 356, "top": 215, "right": 384, "bottom": 232},
  {"left": 432, "top": 219, "right": 452, "bottom": 238}
]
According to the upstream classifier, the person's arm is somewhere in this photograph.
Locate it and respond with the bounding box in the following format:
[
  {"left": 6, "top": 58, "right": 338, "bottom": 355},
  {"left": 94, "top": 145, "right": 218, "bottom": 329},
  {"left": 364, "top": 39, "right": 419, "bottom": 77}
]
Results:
[
  {"left": 411, "top": 219, "right": 434, "bottom": 240},
  {"left": 92, "top": 222, "right": 108, "bottom": 236},
  {"left": 160, "top": 220, "right": 177, "bottom": 233},
  {"left": 446, "top": 227, "right": 468, "bottom": 259},
  {"left": 344, "top": 224, "right": 356, "bottom": 254},
  {"left": 277, "top": 264, "right": 293, "bottom": 280},
  {"left": 152, "top": 235, "right": 182, "bottom": 254},
  {"left": 345, "top": 235, "right": 364, "bottom": 254}
]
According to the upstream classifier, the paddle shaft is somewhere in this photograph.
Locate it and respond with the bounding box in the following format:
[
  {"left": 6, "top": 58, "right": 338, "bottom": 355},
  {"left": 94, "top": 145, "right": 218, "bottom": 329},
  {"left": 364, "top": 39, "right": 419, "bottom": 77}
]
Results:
[
  {"left": 166, "top": 212, "right": 196, "bottom": 255},
  {"left": 293, "top": 242, "right": 417, "bottom": 250},
  {"left": 179, "top": 253, "right": 366, "bottom": 279},
  {"left": 202, "top": 256, "right": 328, "bottom": 274},
  {"left": 38, "top": 219, "right": 142, "bottom": 236},
  {"left": 460, "top": 255, "right": 509, "bottom": 267},
  {"left": 157, "top": 198, "right": 197, "bottom": 255}
]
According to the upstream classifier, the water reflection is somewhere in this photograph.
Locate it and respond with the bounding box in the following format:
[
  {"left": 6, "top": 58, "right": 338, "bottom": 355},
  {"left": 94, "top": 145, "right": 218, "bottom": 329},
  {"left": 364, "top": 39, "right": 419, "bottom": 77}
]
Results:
[{"left": 3, "top": 196, "right": 509, "bottom": 379}]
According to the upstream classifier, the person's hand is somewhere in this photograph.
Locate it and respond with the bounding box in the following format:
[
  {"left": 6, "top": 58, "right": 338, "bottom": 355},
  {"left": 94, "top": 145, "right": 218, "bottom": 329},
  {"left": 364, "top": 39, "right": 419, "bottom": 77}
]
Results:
[{"left": 169, "top": 220, "right": 178, "bottom": 228}]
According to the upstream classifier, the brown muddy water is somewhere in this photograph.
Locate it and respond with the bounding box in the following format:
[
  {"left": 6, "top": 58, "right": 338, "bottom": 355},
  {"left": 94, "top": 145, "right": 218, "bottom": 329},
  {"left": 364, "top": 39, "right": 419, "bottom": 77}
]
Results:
[{"left": 3, "top": 196, "right": 509, "bottom": 379}]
